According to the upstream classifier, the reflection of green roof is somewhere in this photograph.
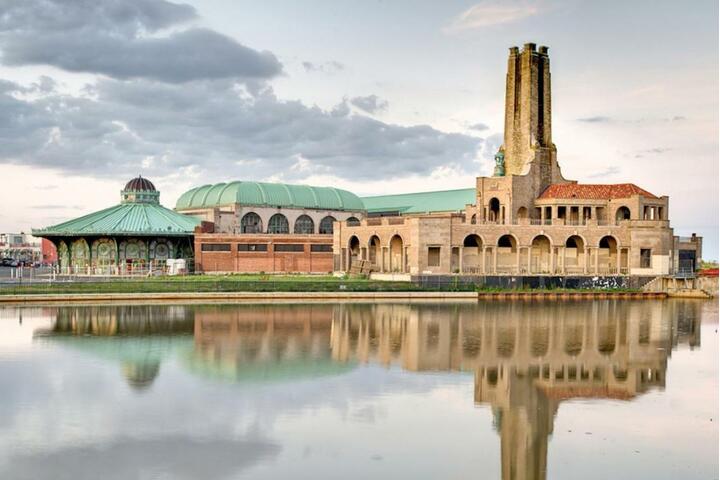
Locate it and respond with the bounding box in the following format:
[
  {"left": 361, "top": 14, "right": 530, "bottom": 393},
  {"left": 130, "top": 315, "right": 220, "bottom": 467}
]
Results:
[
  {"left": 32, "top": 202, "right": 200, "bottom": 237},
  {"left": 182, "top": 355, "right": 356, "bottom": 384},
  {"left": 35, "top": 335, "right": 194, "bottom": 364},
  {"left": 175, "top": 181, "right": 365, "bottom": 212},
  {"left": 361, "top": 188, "right": 476, "bottom": 214}
]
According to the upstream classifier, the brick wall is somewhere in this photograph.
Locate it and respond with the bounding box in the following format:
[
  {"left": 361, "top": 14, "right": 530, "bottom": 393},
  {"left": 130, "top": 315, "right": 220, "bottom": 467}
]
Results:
[{"left": 195, "top": 233, "right": 333, "bottom": 273}]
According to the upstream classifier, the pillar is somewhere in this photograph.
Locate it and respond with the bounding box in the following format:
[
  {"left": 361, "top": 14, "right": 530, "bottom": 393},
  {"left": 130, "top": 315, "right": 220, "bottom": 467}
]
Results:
[
  {"left": 459, "top": 246, "right": 464, "bottom": 274},
  {"left": 594, "top": 247, "right": 599, "bottom": 274},
  {"left": 550, "top": 246, "right": 555, "bottom": 274},
  {"left": 493, "top": 247, "right": 498, "bottom": 274},
  {"left": 583, "top": 247, "right": 589, "bottom": 274},
  {"left": 481, "top": 246, "right": 487, "bottom": 274},
  {"left": 616, "top": 247, "right": 623, "bottom": 274},
  {"left": 540, "top": 207, "right": 546, "bottom": 224},
  {"left": 527, "top": 246, "right": 532, "bottom": 274}
]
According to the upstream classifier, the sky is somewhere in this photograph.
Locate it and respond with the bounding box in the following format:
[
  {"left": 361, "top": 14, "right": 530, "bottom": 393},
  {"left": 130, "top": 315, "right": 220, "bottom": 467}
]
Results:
[{"left": 0, "top": 0, "right": 717, "bottom": 257}]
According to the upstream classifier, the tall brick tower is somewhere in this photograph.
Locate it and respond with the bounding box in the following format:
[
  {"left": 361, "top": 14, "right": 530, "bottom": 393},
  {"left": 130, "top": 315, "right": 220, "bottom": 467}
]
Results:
[{"left": 500, "top": 43, "right": 564, "bottom": 191}]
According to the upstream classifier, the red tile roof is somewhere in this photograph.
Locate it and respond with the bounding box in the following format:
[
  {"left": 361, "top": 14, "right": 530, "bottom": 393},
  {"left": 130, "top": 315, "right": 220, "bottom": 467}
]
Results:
[{"left": 538, "top": 183, "right": 658, "bottom": 200}]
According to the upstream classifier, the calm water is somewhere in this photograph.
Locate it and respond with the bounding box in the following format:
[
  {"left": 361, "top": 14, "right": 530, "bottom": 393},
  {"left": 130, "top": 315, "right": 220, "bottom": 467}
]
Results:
[{"left": 0, "top": 300, "right": 716, "bottom": 480}]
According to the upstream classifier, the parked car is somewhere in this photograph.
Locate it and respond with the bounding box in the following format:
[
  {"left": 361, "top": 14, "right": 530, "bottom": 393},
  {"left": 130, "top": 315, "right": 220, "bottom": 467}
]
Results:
[{"left": 0, "top": 258, "right": 18, "bottom": 267}]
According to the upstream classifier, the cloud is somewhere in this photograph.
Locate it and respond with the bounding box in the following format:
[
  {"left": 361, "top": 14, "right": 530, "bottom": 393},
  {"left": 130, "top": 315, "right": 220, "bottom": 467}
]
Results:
[
  {"left": 577, "top": 116, "right": 613, "bottom": 123},
  {"left": 445, "top": 0, "right": 541, "bottom": 31},
  {"left": 350, "top": 94, "right": 389, "bottom": 114},
  {"left": 302, "top": 61, "right": 345, "bottom": 74},
  {"left": 634, "top": 147, "right": 671, "bottom": 158},
  {"left": 587, "top": 166, "right": 621, "bottom": 178},
  {"left": 0, "top": 0, "right": 282, "bottom": 83},
  {"left": 0, "top": 78, "right": 482, "bottom": 183},
  {"left": 29, "top": 205, "right": 84, "bottom": 210},
  {"left": 468, "top": 122, "right": 489, "bottom": 131}
]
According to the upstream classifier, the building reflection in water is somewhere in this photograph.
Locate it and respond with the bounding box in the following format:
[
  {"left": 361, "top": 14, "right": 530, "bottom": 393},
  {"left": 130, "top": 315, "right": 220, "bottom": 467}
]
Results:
[{"left": 34, "top": 300, "right": 703, "bottom": 479}]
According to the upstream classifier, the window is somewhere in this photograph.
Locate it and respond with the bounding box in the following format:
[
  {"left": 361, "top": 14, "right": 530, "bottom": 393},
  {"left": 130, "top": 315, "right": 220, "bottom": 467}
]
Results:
[
  {"left": 267, "top": 214, "right": 289, "bottom": 234},
  {"left": 311, "top": 244, "right": 333, "bottom": 253},
  {"left": 346, "top": 216, "right": 360, "bottom": 226},
  {"left": 427, "top": 246, "right": 441, "bottom": 267},
  {"left": 640, "top": 249, "right": 652, "bottom": 268},
  {"left": 237, "top": 243, "right": 268, "bottom": 252},
  {"left": 294, "top": 215, "right": 315, "bottom": 234},
  {"left": 240, "top": 212, "right": 263, "bottom": 233},
  {"left": 274, "top": 244, "right": 304, "bottom": 252},
  {"left": 201, "top": 243, "right": 231, "bottom": 252},
  {"left": 319, "top": 216, "right": 336, "bottom": 234}
]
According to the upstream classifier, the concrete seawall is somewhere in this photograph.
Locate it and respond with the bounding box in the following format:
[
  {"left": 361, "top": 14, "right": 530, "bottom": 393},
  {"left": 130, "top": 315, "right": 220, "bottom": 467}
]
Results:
[{"left": 0, "top": 291, "right": 669, "bottom": 305}]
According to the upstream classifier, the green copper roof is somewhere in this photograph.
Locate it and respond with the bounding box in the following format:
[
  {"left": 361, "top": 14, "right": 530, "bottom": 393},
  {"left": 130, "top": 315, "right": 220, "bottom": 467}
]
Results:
[
  {"left": 361, "top": 188, "right": 476, "bottom": 214},
  {"left": 176, "top": 181, "right": 365, "bottom": 212},
  {"left": 33, "top": 202, "right": 200, "bottom": 237}
]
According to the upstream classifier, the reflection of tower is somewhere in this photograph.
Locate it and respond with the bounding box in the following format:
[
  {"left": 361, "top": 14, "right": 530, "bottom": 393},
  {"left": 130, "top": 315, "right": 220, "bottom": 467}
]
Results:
[
  {"left": 330, "top": 300, "right": 702, "bottom": 480},
  {"left": 122, "top": 361, "right": 161, "bottom": 391}
]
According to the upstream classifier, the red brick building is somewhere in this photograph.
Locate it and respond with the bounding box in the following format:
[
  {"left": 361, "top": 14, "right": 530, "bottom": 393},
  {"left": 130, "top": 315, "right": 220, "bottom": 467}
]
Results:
[{"left": 194, "top": 233, "right": 333, "bottom": 273}]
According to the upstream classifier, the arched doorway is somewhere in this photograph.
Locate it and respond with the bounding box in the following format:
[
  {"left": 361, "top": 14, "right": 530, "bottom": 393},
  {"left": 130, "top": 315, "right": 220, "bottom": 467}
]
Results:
[
  {"left": 564, "top": 235, "right": 585, "bottom": 273},
  {"left": 462, "top": 234, "right": 483, "bottom": 273},
  {"left": 496, "top": 234, "right": 517, "bottom": 273},
  {"left": 598, "top": 236, "right": 618, "bottom": 273},
  {"left": 530, "top": 235, "right": 551, "bottom": 274},
  {"left": 389, "top": 235, "right": 404, "bottom": 272},
  {"left": 516, "top": 206, "right": 528, "bottom": 221},
  {"left": 348, "top": 236, "right": 360, "bottom": 270},
  {"left": 488, "top": 198, "right": 501, "bottom": 223},
  {"left": 368, "top": 235, "right": 381, "bottom": 268},
  {"left": 615, "top": 206, "right": 631, "bottom": 222}
]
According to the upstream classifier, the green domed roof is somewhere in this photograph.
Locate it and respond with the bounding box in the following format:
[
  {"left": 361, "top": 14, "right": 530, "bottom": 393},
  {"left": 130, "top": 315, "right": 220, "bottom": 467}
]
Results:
[{"left": 175, "top": 181, "right": 365, "bottom": 212}]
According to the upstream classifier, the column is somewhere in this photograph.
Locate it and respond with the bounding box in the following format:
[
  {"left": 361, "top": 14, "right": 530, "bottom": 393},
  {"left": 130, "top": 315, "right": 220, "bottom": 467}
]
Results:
[
  {"left": 493, "top": 247, "right": 498, "bottom": 274},
  {"left": 540, "top": 207, "right": 546, "bottom": 224},
  {"left": 459, "top": 247, "right": 464, "bottom": 274},
  {"left": 560, "top": 246, "right": 565, "bottom": 274},
  {"left": 516, "top": 246, "right": 521, "bottom": 274},
  {"left": 583, "top": 248, "right": 589, "bottom": 274},
  {"left": 550, "top": 246, "right": 555, "bottom": 274},
  {"left": 594, "top": 247, "right": 599, "bottom": 274},
  {"left": 481, "top": 246, "right": 487, "bottom": 274},
  {"left": 616, "top": 248, "right": 623, "bottom": 274},
  {"left": 527, "top": 246, "right": 532, "bottom": 274}
]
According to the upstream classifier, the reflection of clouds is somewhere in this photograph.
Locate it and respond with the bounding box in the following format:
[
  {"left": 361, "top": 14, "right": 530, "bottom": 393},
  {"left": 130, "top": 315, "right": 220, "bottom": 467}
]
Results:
[{"left": 1, "top": 435, "right": 280, "bottom": 480}]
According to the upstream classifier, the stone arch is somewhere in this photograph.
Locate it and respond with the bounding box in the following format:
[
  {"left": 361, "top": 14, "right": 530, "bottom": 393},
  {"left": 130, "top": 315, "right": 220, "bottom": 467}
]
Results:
[
  {"left": 368, "top": 235, "right": 381, "bottom": 266},
  {"left": 267, "top": 213, "right": 289, "bottom": 234},
  {"left": 564, "top": 235, "right": 586, "bottom": 272},
  {"left": 294, "top": 214, "right": 315, "bottom": 234},
  {"left": 497, "top": 234, "right": 517, "bottom": 250},
  {"left": 319, "top": 215, "right": 336, "bottom": 234},
  {"left": 530, "top": 235, "right": 552, "bottom": 274},
  {"left": 389, "top": 234, "right": 404, "bottom": 272},
  {"left": 615, "top": 206, "right": 631, "bottom": 222},
  {"left": 462, "top": 234, "right": 483, "bottom": 272},
  {"left": 496, "top": 234, "right": 517, "bottom": 273},
  {"left": 470, "top": 214, "right": 477, "bottom": 225},
  {"left": 488, "top": 197, "right": 501, "bottom": 222},
  {"left": 347, "top": 216, "right": 361, "bottom": 227},
  {"left": 598, "top": 235, "right": 618, "bottom": 273},
  {"left": 71, "top": 238, "right": 90, "bottom": 268},
  {"left": 516, "top": 206, "right": 528, "bottom": 220},
  {"left": 348, "top": 235, "right": 360, "bottom": 269},
  {"left": 240, "top": 212, "right": 263, "bottom": 233}
]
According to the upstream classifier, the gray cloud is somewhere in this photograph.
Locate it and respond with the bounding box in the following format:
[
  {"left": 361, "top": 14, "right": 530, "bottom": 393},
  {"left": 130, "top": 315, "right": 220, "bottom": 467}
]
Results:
[
  {"left": 577, "top": 115, "right": 612, "bottom": 123},
  {"left": 587, "top": 166, "right": 621, "bottom": 178},
  {"left": 0, "top": 0, "right": 282, "bottom": 83},
  {"left": 302, "top": 60, "right": 344, "bottom": 74},
  {"left": 468, "top": 122, "right": 489, "bottom": 131},
  {"left": 29, "top": 205, "right": 84, "bottom": 210},
  {"left": 634, "top": 147, "right": 671, "bottom": 158},
  {"left": 350, "top": 94, "right": 388, "bottom": 114},
  {"left": 0, "top": 78, "right": 482, "bottom": 182}
]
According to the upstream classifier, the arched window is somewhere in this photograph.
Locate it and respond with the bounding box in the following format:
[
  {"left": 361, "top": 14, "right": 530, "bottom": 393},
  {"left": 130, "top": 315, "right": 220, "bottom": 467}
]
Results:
[
  {"left": 615, "top": 206, "right": 631, "bottom": 222},
  {"left": 240, "top": 212, "right": 263, "bottom": 233},
  {"left": 319, "top": 216, "right": 336, "bottom": 234},
  {"left": 489, "top": 198, "right": 501, "bottom": 222},
  {"left": 497, "top": 234, "right": 516, "bottom": 250},
  {"left": 294, "top": 215, "right": 315, "bottom": 234},
  {"left": 267, "top": 214, "right": 289, "bottom": 234},
  {"left": 470, "top": 214, "right": 477, "bottom": 225},
  {"left": 347, "top": 216, "right": 361, "bottom": 226}
]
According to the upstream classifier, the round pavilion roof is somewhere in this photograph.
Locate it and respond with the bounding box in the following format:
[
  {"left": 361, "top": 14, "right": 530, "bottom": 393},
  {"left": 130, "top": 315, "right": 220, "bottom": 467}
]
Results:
[
  {"left": 175, "top": 181, "right": 365, "bottom": 212},
  {"left": 124, "top": 176, "right": 157, "bottom": 192}
]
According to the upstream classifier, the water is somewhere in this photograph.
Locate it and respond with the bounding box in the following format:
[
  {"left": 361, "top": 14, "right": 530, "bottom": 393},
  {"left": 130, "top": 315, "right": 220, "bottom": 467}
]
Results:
[{"left": 0, "top": 300, "right": 716, "bottom": 480}]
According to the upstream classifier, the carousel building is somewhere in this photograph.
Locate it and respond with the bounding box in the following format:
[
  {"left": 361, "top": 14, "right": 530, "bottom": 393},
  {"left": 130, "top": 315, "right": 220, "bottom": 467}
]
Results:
[{"left": 33, "top": 177, "right": 200, "bottom": 274}]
